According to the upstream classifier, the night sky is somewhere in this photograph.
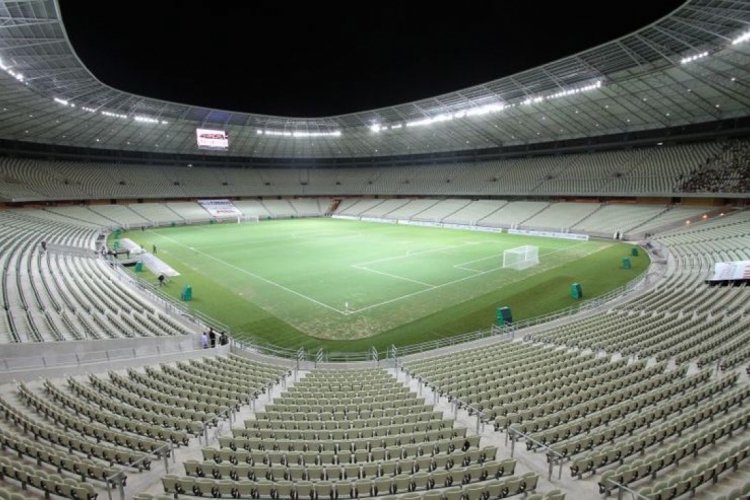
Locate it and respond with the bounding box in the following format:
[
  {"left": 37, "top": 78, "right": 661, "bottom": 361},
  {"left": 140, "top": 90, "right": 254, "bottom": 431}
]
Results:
[{"left": 58, "top": 1, "right": 685, "bottom": 117}]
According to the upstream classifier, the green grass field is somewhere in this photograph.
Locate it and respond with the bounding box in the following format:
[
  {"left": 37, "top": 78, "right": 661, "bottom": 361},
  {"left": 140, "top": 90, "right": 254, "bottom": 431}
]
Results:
[{"left": 120, "top": 218, "right": 649, "bottom": 352}]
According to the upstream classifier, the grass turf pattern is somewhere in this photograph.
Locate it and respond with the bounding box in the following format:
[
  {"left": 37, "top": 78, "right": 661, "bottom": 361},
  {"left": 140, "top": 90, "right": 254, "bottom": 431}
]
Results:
[{"left": 122, "top": 218, "right": 649, "bottom": 352}]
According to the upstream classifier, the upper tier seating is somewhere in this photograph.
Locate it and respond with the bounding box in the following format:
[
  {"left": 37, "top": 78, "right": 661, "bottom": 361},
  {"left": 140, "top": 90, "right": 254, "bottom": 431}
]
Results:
[{"left": 0, "top": 140, "right": 744, "bottom": 201}]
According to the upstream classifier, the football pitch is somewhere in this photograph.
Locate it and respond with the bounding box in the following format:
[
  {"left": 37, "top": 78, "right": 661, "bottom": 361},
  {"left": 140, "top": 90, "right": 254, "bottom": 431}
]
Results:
[{"left": 122, "top": 218, "right": 649, "bottom": 352}]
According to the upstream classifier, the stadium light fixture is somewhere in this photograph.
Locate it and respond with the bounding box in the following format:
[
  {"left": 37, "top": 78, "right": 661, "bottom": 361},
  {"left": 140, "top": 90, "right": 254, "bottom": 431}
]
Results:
[
  {"left": 54, "top": 97, "right": 70, "bottom": 106},
  {"left": 732, "top": 30, "right": 750, "bottom": 45},
  {"left": 134, "top": 116, "right": 159, "bottom": 124},
  {"left": 521, "top": 80, "right": 601, "bottom": 106},
  {"left": 103, "top": 111, "right": 128, "bottom": 120},
  {"left": 680, "top": 51, "right": 709, "bottom": 64},
  {"left": 406, "top": 113, "right": 454, "bottom": 128},
  {"left": 372, "top": 102, "right": 506, "bottom": 132},
  {"left": 0, "top": 57, "right": 24, "bottom": 82},
  {"left": 257, "top": 129, "right": 341, "bottom": 138}
]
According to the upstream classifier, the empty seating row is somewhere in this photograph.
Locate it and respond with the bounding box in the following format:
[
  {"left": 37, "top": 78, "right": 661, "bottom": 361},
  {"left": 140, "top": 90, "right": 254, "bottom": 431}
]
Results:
[{"left": 160, "top": 470, "right": 542, "bottom": 499}]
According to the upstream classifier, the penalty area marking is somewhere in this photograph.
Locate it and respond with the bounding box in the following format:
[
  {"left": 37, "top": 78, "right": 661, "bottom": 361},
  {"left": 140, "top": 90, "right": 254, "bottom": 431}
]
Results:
[
  {"left": 453, "top": 241, "right": 589, "bottom": 273},
  {"left": 347, "top": 240, "right": 598, "bottom": 315},
  {"left": 148, "top": 229, "right": 602, "bottom": 319},
  {"left": 351, "top": 265, "right": 437, "bottom": 288},
  {"left": 352, "top": 241, "right": 482, "bottom": 267}
]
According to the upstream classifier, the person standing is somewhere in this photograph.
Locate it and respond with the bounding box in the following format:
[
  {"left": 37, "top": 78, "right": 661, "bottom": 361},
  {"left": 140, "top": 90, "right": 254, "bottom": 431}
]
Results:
[
  {"left": 209, "top": 328, "right": 216, "bottom": 348},
  {"left": 201, "top": 331, "right": 208, "bottom": 349},
  {"left": 152, "top": 244, "right": 157, "bottom": 254}
]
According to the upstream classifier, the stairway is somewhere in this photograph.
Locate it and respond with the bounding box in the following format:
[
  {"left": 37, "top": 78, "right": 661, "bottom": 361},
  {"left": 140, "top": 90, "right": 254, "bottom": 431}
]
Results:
[
  {"left": 570, "top": 203, "right": 606, "bottom": 230},
  {"left": 325, "top": 199, "right": 341, "bottom": 216},
  {"left": 519, "top": 202, "right": 553, "bottom": 226}
]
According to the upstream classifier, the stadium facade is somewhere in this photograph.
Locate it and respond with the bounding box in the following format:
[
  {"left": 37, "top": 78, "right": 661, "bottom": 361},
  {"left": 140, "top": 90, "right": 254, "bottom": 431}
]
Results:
[{"left": 0, "top": 0, "right": 749, "bottom": 162}]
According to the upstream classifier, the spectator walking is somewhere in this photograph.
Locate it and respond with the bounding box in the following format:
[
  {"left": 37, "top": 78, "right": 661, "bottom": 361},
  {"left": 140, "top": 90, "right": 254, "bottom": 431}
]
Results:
[{"left": 201, "top": 331, "right": 208, "bottom": 349}]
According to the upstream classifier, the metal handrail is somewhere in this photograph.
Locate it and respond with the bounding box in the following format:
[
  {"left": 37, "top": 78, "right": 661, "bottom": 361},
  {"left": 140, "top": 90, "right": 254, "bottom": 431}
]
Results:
[
  {"left": 110, "top": 258, "right": 230, "bottom": 333},
  {"left": 406, "top": 372, "right": 489, "bottom": 434},
  {"left": 201, "top": 403, "right": 238, "bottom": 446},
  {"left": 0, "top": 344, "right": 205, "bottom": 374},
  {"left": 108, "top": 228, "right": 658, "bottom": 365},
  {"left": 609, "top": 480, "right": 651, "bottom": 500},
  {"left": 506, "top": 426, "right": 564, "bottom": 482},
  {"left": 232, "top": 338, "right": 305, "bottom": 360},
  {"left": 105, "top": 441, "right": 173, "bottom": 500}
]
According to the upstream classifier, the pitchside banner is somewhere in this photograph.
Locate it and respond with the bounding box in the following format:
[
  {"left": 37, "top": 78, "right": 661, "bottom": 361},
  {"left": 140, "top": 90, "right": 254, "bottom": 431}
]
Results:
[
  {"left": 508, "top": 228, "right": 589, "bottom": 241},
  {"left": 332, "top": 215, "right": 502, "bottom": 233},
  {"left": 709, "top": 261, "right": 750, "bottom": 282},
  {"left": 198, "top": 199, "right": 242, "bottom": 218}
]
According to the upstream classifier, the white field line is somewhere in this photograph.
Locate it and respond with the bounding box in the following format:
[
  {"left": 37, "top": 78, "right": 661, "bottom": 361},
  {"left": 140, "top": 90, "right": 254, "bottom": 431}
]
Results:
[
  {"left": 148, "top": 230, "right": 349, "bottom": 316},
  {"left": 352, "top": 241, "right": 481, "bottom": 267},
  {"left": 453, "top": 265, "right": 483, "bottom": 273},
  {"left": 291, "top": 231, "right": 364, "bottom": 241},
  {"left": 347, "top": 241, "right": 595, "bottom": 315},
  {"left": 352, "top": 265, "right": 436, "bottom": 288},
  {"left": 452, "top": 241, "right": 589, "bottom": 273},
  {"left": 151, "top": 227, "right": 602, "bottom": 318}
]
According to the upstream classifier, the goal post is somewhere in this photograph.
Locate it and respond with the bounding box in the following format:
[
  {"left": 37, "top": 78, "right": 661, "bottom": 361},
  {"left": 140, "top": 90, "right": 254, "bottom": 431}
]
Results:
[
  {"left": 236, "top": 214, "right": 260, "bottom": 224},
  {"left": 503, "top": 245, "right": 539, "bottom": 270}
]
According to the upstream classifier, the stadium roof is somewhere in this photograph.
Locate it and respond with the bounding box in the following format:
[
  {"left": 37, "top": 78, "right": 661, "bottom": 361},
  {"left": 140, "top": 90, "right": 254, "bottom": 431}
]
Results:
[{"left": 0, "top": 0, "right": 749, "bottom": 160}]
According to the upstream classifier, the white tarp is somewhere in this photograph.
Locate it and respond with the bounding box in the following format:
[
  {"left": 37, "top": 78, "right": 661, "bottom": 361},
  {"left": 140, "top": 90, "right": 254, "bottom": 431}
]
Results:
[
  {"left": 709, "top": 261, "right": 750, "bottom": 281},
  {"left": 198, "top": 199, "right": 242, "bottom": 218},
  {"left": 140, "top": 252, "right": 180, "bottom": 277},
  {"left": 118, "top": 238, "right": 145, "bottom": 255}
]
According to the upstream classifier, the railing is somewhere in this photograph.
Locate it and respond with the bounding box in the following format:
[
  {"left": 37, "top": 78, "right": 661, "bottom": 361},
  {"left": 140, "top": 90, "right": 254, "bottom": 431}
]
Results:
[
  {"left": 325, "top": 351, "right": 376, "bottom": 364},
  {"left": 110, "top": 258, "right": 230, "bottom": 334},
  {"left": 608, "top": 480, "right": 651, "bottom": 500},
  {"left": 106, "top": 227, "right": 660, "bottom": 366},
  {"left": 394, "top": 328, "right": 498, "bottom": 358},
  {"left": 232, "top": 338, "right": 307, "bottom": 361},
  {"left": 230, "top": 266, "right": 652, "bottom": 365},
  {"left": 201, "top": 403, "right": 237, "bottom": 446},
  {"left": 105, "top": 441, "right": 173, "bottom": 500},
  {"left": 506, "top": 427, "right": 564, "bottom": 482},
  {"left": 0, "top": 344, "right": 206, "bottom": 373},
  {"left": 407, "top": 373, "right": 488, "bottom": 434}
]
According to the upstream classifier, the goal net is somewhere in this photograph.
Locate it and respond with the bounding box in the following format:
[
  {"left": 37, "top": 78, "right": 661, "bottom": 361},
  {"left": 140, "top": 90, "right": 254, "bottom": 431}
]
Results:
[
  {"left": 236, "top": 214, "right": 260, "bottom": 224},
  {"left": 503, "top": 245, "right": 539, "bottom": 270}
]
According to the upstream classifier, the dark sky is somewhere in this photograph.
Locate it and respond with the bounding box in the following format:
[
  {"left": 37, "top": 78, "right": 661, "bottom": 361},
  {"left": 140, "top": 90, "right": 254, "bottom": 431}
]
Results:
[{"left": 59, "top": 1, "right": 685, "bottom": 117}]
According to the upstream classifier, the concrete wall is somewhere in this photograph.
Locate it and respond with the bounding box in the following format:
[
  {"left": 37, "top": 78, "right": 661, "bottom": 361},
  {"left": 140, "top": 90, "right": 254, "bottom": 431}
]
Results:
[
  {"left": 0, "top": 334, "right": 202, "bottom": 382},
  {"left": 0, "top": 344, "right": 227, "bottom": 384}
]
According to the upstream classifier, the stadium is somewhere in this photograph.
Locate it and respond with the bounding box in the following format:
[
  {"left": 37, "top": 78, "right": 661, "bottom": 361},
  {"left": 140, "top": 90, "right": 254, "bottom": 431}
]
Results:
[{"left": 0, "top": 0, "right": 750, "bottom": 499}]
